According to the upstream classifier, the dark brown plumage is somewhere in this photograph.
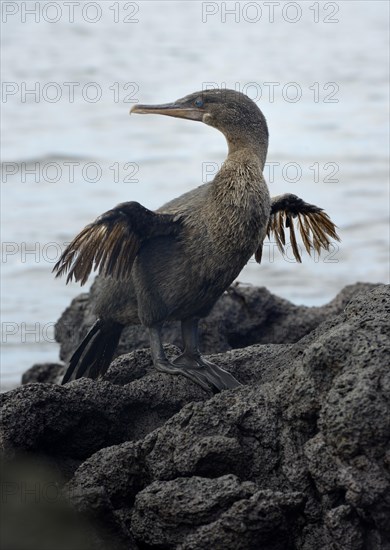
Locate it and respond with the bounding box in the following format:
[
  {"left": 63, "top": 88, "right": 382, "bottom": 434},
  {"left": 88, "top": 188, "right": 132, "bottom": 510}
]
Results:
[
  {"left": 54, "top": 89, "right": 340, "bottom": 392},
  {"left": 256, "top": 194, "right": 340, "bottom": 263},
  {"left": 54, "top": 202, "right": 182, "bottom": 284}
]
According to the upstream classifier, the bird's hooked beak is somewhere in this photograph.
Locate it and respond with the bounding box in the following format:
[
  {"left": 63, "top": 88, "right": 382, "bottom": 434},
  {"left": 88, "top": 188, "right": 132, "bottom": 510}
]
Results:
[{"left": 130, "top": 102, "right": 204, "bottom": 121}]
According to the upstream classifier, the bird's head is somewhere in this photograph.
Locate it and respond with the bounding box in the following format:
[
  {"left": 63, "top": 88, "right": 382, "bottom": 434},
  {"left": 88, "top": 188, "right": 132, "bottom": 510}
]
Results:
[{"left": 131, "top": 89, "right": 268, "bottom": 163}]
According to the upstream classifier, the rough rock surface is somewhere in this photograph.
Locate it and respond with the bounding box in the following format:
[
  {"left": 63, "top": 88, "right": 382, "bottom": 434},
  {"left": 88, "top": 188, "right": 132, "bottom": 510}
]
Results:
[
  {"left": 1, "top": 283, "right": 389, "bottom": 550},
  {"left": 21, "top": 362, "right": 64, "bottom": 385},
  {"left": 54, "top": 279, "right": 377, "bottom": 363}
]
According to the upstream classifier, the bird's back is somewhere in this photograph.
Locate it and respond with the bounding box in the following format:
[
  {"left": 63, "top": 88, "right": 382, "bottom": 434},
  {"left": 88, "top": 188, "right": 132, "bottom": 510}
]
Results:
[{"left": 157, "top": 182, "right": 211, "bottom": 216}]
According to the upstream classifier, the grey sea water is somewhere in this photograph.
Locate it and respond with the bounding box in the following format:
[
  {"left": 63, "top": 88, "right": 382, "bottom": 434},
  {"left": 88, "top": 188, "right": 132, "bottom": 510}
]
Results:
[{"left": 1, "top": 1, "right": 389, "bottom": 389}]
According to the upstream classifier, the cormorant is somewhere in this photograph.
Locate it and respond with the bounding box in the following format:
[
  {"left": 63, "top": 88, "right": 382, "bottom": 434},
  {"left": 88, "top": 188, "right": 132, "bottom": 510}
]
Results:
[{"left": 54, "top": 89, "right": 339, "bottom": 392}]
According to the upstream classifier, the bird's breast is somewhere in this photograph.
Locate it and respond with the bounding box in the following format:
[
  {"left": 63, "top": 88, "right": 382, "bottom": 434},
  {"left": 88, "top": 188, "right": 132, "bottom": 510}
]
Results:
[{"left": 180, "top": 179, "right": 270, "bottom": 283}]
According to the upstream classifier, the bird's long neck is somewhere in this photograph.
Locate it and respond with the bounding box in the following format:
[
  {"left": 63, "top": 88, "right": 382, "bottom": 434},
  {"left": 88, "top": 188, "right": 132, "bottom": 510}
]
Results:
[
  {"left": 207, "top": 120, "right": 271, "bottom": 241},
  {"left": 211, "top": 148, "right": 266, "bottom": 202},
  {"left": 204, "top": 148, "right": 271, "bottom": 264},
  {"left": 227, "top": 137, "right": 267, "bottom": 170},
  {"left": 224, "top": 120, "right": 268, "bottom": 170}
]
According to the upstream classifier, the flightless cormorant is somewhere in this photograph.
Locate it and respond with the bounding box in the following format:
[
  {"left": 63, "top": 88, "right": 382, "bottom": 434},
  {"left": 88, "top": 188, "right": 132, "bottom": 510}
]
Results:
[{"left": 54, "top": 89, "right": 339, "bottom": 392}]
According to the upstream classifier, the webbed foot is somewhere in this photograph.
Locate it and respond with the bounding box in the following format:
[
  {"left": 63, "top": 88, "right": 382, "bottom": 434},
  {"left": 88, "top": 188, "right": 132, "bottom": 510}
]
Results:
[
  {"left": 149, "top": 322, "right": 241, "bottom": 393},
  {"left": 154, "top": 358, "right": 211, "bottom": 392},
  {"left": 171, "top": 354, "right": 241, "bottom": 392}
]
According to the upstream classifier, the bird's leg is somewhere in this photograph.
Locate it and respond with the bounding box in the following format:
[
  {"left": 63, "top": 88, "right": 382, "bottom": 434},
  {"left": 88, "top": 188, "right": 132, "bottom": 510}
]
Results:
[
  {"left": 149, "top": 324, "right": 211, "bottom": 392},
  {"left": 172, "top": 318, "right": 242, "bottom": 392}
]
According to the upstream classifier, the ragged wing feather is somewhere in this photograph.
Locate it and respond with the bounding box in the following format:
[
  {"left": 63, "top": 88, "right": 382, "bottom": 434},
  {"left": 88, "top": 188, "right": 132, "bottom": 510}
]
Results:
[
  {"left": 256, "top": 194, "right": 340, "bottom": 263},
  {"left": 53, "top": 201, "right": 182, "bottom": 285}
]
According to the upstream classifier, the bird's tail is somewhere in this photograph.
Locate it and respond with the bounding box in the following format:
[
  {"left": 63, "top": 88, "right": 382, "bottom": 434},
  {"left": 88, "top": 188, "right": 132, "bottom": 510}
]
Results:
[{"left": 61, "top": 319, "right": 124, "bottom": 384}]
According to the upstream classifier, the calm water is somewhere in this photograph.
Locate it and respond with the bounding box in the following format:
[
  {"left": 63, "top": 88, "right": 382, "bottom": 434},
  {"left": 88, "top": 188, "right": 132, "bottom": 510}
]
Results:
[{"left": 1, "top": 1, "right": 389, "bottom": 389}]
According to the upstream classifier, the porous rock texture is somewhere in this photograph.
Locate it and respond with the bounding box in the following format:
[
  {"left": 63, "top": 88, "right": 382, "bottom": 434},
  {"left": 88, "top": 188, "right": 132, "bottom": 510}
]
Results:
[
  {"left": 1, "top": 283, "right": 389, "bottom": 549},
  {"left": 54, "top": 279, "right": 377, "bottom": 364}
]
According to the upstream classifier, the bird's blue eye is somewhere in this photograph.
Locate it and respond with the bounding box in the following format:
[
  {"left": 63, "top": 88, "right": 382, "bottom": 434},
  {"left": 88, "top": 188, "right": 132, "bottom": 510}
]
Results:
[{"left": 194, "top": 99, "right": 204, "bottom": 108}]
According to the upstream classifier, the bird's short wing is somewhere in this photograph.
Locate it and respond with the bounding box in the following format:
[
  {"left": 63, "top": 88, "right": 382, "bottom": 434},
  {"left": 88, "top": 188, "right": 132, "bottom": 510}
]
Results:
[
  {"left": 255, "top": 193, "right": 340, "bottom": 263},
  {"left": 53, "top": 201, "right": 182, "bottom": 285}
]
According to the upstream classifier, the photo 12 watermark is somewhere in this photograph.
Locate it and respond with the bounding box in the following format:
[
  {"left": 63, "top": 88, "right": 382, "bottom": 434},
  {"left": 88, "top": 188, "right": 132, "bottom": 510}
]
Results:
[
  {"left": 1, "top": 322, "right": 57, "bottom": 345},
  {"left": 200, "top": 81, "right": 340, "bottom": 104},
  {"left": 1, "top": 237, "right": 340, "bottom": 273},
  {"left": 1, "top": 161, "right": 140, "bottom": 184},
  {"left": 2, "top": 241, "right": 70, "bottom": 265},
  {"left": 1, "top": 320, "right": 96, "bottom": 348},
  {"left": 202, "top": 160, "right": 340, "bottom": 184},
  {"left": 1, "top": 480, "right": 61, "bottom": 505},
  {"left": 201, "top": 2, "right": 340, "bottom": 24},
  {"left": 249, "top": 241, "right": 340, "bottom": 264},
  {"left": 1, "top": 81, "right": 140, "bottom": 104},
  {"left": 1, "top": 2, "right": 140, "bottom": 24}
]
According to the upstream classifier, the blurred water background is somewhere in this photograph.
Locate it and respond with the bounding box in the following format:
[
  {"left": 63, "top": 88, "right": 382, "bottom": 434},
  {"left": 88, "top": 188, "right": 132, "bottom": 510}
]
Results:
[{"left": 1, "top": 0, "right": 389, "bottom": 389}]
